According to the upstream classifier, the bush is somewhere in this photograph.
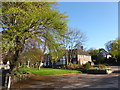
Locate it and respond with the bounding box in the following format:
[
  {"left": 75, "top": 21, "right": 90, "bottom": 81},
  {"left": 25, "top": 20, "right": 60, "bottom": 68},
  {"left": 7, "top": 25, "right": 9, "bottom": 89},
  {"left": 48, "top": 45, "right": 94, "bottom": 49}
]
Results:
[
  {"left": 103, "top": 63, "right": 109, "bottom": 66},
  {"left": 89, "top": 64, "right": 112, "bottom": 71},
  {"left": 67, "top": 63, "right": 82, "bottom": 70},
  {"left": 34, "top": 63, "right": 38, "bottom": 68},
  {"left": 84, "top": 62, "right": 91, "bottom": 70},
  {"left": 97, "top": 64, "right": 106, "bottom": 69},
  {"left": 83, "top": 62, "right": 91, "bottom": 73}
]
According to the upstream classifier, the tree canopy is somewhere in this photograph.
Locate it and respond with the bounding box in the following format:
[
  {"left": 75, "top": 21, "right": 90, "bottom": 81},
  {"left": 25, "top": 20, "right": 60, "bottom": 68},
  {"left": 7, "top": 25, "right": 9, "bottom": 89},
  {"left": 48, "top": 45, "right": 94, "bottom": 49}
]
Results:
[
  {"left": 1, "top": 2, "right": 68, "bottom": 70},
  {"left": 105, "top": 39, "right": 120, "bottom": 61},
  {"left": 87, "top": 48, "right": 99, "bottom": 56}
]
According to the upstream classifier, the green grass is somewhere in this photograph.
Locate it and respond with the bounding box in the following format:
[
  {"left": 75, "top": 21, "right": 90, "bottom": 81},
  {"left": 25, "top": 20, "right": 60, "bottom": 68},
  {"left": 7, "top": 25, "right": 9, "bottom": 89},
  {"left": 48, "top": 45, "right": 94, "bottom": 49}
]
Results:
[{"left": 19, "top": 68, "right": 81, "bottom": 76}]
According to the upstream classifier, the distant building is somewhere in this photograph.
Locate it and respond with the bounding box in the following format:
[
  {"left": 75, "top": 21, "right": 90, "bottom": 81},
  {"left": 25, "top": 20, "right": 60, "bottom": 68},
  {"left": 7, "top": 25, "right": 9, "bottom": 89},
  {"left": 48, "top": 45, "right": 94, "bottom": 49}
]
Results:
[
  {"left": 43, "top": 54, "right": 66, "bottom": 67},
  {"left": 43, "top": 49, "right": 92, "bottom": 67},
  {"left": 99, "top": 48, "right": 112, "bottom": 59},
  {"left": 91, "top": 48, "right": 112, "bottom": 64},
  {"left": 68, "top": 49, "right": 92, "bottom": 65}
]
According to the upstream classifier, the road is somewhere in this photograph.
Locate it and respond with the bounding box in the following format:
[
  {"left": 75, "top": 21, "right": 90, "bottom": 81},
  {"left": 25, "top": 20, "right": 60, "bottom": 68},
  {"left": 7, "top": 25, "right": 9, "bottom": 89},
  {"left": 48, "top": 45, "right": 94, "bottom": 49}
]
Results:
[{"left": 11, "top": 66, "right": 120, "bottom": 89}]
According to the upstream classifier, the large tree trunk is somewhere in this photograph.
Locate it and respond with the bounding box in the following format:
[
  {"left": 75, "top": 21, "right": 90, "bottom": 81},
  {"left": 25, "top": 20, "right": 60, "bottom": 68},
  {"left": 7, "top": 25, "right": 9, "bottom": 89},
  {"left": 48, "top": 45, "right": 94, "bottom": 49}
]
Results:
[
  {"left": 69, "top": 50, "right": 72, "bottom": 64},
  {"left": 10, "top": 49, "right": 20, "bottom": 71},
  {"left": 52, "top": 61, "right": 56, "bottom": 68},
  {"left": 65, "top": 51, "right": 68, "bottom": 69},
  {"left": 10, "top": 36, "right": 25, "bottom": 71},
  {"left": 38, "top": 41, "right": 46, "bottom": 70},
  {"left": 38, "top": 64, "right": 41, "bottom": 70},
  {"left": 38, "top": 58, "right": 43, "bottom": 70}
]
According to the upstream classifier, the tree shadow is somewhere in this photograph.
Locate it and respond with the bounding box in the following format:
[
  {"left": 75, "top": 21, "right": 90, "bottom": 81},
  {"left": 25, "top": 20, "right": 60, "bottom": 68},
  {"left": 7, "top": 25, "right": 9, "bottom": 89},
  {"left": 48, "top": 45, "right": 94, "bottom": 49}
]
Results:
[{"left": 112, "top": 70, "right": 120, "bottom": 74}]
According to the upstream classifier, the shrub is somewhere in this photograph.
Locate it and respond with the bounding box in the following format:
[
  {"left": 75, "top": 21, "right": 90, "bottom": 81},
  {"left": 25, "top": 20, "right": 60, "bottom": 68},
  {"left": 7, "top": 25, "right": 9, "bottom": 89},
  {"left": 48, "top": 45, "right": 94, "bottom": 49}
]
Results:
[
  {"left": 67, "top": 64, "right": 82, "bottom": 70},
  {"left": 97, "top": 64, "right": 106, "bottom": 69},
  {"left": 83, "top": 62, "right": 91, "bottom": 72},
  {"left": 89, "top": 64, "right": 112, "bottom": 71},
  {"left": 103, "top": 63, "right": 109, "bottom": 66},
  {"left": 34, "top": 63, "right": 38, "bottom": 68},
  {"left": 84, "top": 62, "right": 91, "bottom": 70}
]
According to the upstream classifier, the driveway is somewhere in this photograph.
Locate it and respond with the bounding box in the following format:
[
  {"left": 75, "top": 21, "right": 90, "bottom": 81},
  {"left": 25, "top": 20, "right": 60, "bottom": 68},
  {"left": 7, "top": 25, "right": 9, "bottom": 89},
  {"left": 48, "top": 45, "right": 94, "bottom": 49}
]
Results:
[{"left": 11, "top": 66, "right": 120, "bottom": 89}]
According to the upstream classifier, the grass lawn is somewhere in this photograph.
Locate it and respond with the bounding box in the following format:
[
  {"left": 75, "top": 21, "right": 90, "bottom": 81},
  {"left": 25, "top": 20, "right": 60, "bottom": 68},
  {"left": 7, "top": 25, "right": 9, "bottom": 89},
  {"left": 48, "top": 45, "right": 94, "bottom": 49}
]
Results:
[{"left": 19, "top": 68, "right": 81, "bottom": 76}]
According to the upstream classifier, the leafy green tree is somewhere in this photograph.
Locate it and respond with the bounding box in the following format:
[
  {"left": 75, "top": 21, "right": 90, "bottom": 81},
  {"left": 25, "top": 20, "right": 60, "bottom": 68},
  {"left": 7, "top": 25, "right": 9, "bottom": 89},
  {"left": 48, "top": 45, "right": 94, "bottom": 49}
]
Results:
[
  {"left": 87, "top": 48, "right": 99, "bottom": 63},
  {"left": 105, "top": 40, "right": 120, "bottom": 64},
  {"left": 97, "top": 51, "right": 106, "bottom": 64},
  {"left": 1, "top": 2, "right": 68, "bottom": 71},
  {"left": 87, "top": 48, "right": 99, "bottom": 56},
  {"left": 88, "top": 48, "right": 105, "bottom": 64}
]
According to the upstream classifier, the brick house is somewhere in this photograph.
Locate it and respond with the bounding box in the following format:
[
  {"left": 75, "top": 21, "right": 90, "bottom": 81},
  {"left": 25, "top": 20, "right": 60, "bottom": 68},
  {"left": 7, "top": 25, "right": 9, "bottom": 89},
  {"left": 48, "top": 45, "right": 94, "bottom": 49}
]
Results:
[{"left": 68, "top": 49, "right": 92, "bottom": 65}]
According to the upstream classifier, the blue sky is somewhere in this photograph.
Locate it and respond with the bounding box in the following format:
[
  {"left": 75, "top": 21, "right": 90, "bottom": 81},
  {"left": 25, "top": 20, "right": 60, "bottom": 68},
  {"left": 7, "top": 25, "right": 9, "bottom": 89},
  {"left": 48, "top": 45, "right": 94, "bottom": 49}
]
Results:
[{"left": 57, "top": 2, "right": 118, "bottom": 50}]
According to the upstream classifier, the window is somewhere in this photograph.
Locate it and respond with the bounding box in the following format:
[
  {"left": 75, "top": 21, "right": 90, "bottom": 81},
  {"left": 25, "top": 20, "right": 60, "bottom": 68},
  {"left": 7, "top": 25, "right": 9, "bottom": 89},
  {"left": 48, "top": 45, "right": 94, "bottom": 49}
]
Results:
[
  {"left": 80, "top": 55, "right": 84, "bottom": 58},
  {"left": 63, "top": 56, "right": 65, "bottom": 60}
]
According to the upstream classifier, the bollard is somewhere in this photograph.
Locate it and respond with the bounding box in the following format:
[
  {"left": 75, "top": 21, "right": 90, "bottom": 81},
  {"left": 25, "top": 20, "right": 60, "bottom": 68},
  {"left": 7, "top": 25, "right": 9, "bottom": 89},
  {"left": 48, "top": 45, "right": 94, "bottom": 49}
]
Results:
[{"left": 7, "top": 76, "right": 11, "bottom": 89}]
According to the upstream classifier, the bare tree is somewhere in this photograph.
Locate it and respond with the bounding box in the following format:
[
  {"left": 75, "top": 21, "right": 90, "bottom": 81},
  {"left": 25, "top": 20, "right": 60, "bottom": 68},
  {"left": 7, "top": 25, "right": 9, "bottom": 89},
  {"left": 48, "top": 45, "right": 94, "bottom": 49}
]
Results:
[{"left": 63, "top": 27, "right": 87, "bottom": 64}]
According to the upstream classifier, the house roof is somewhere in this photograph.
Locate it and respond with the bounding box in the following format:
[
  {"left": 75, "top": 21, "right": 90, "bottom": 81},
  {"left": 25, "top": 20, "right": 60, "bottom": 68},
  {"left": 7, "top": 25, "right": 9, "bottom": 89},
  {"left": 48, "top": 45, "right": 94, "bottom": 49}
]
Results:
[
  {"left": 99, "top": 48, "right": 111, "bottom": 55},
  {"left": 68, "top": 49, "right": 90, "bottom": 56},
  {"left": 77, "top": 49, "right": 90, "bottom": 56}
]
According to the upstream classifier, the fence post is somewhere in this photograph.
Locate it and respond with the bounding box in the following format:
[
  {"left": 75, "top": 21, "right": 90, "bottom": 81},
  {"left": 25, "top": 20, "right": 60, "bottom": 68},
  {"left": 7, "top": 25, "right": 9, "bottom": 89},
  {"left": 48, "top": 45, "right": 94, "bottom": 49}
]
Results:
[{"left": 7, "top": 76, "right": 11, "bottom": 89}]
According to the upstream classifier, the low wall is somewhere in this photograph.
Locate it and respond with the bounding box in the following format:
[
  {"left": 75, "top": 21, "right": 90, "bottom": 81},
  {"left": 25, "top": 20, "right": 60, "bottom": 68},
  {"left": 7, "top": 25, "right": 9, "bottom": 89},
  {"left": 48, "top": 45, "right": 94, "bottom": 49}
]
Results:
[{"left": 87, "top": 70, "right": 112, "bottom": 74}]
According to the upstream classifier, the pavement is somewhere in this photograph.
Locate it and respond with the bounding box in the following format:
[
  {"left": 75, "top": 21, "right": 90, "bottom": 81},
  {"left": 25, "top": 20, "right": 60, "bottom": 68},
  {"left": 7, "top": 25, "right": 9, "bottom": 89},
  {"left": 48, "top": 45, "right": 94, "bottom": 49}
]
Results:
[{"left": 10, "top": 66, "right": 120, "bottom": 89}]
